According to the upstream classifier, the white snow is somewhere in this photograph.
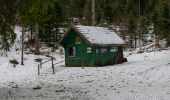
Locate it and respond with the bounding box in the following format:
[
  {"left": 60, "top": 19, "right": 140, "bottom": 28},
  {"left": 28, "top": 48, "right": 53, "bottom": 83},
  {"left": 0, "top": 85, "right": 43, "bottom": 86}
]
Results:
[
  {"left": 75, "top": 25, "right": 125, "bottom": 45},
  {"left": 0, "top": 26, "right": 170, "bottom": 100}
]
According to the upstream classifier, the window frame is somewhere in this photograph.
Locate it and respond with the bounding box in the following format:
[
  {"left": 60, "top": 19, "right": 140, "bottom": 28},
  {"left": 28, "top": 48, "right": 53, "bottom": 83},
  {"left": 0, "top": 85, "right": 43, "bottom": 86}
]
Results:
[{"left": 68, "top": 46, "right": 76, "bottom": 57}]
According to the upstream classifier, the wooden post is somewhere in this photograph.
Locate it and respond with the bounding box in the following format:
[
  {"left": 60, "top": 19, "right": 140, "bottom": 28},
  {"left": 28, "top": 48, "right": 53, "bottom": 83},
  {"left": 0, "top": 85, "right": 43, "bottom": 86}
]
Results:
[
  {"left": 51, "top": 57, "right": 55, "bottom": 74},
  {"left": 38, "top": 65, "right": 40, "bottom": 75},
  {"left": 21, "top": 27, "right": 24, "bottom": 65},
  {"left": 81, "top": 49, "right": 84, "bottom": 69},
  {"left": 40, "top": 60, "right": 42, "bottom": 68},
  {"left": 82, "top": 57, "right": 84, "bottom": 69}
]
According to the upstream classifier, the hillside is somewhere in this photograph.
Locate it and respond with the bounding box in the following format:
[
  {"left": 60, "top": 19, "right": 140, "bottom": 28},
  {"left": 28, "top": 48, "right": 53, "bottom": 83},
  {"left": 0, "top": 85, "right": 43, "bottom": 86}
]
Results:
[{"left": 0, "top": 27, "right": 170, "bottom": 100}]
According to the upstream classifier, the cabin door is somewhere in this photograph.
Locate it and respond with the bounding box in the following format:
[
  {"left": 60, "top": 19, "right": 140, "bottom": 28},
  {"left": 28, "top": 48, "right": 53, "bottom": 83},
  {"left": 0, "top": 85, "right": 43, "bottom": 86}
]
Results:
[
  {"left": 95, "top": 48, "right": 101, "bottom": 65},
  {"left": 77, "top": 46, "right": 85, "bottom": 66}
]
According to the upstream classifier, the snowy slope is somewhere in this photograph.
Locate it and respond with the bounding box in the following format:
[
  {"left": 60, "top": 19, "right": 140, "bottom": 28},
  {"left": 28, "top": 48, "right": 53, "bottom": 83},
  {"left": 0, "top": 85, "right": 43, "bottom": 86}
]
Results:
[
  {"left": 0, "top": 27, "right": 170, "bottom": 100},
  {"left": 1, "top": 49, "right": 170, "bottom": 100},
  {"left": 0, "top": 26, "right": 64, "bottom": 87}
]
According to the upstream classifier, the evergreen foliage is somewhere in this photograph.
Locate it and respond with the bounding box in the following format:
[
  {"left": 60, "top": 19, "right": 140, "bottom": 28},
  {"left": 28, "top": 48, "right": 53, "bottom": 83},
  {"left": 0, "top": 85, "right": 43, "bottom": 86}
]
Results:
[
  {"left": 0, "top": 0, "right": 170, "bottom": 53},
  {"left": 0, "top": 0, "right": 18, "bottom": 53}
]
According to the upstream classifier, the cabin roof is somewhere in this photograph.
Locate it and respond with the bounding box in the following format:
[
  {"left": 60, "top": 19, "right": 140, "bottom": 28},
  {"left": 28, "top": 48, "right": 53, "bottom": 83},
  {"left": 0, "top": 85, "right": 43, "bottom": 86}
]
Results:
[
  {"left": 60, "top": 25, "right": 125, "bottom": 46},
  {"left": 74, "top": 25, "right": 125, "bottom": 45}
]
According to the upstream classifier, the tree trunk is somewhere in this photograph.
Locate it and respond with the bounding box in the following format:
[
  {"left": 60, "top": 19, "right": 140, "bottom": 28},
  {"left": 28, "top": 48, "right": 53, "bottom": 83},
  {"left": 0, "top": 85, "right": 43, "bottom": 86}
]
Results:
[
  {"left": 150, "top": 0, "right": 152, "bottom": 5},
  {"left": 167, "top": 1, "right": 170, "bottom": 47},
  {"left": 134, "top": 34, "right": 137, "bottom": 49},
  {"left": 167, "top": 33, "right": 170, "bottom": 47},
  {"left": 21, "top": 27, "right": 24, "bottom": 65},
  {"left": 92, "top": 0, "right": 95, "bottom": 25},
  {"left": 30, "top": 25, "right": 33, "bottom": 40},
  {"left": 130, "top": 33, "right": 133, "bottom": 48},
  {"left": 155, "top": 36, "right": 160, "bottom": 48},
  {"left": 35, "top": 22, "right": 40, "bottom": 55}
]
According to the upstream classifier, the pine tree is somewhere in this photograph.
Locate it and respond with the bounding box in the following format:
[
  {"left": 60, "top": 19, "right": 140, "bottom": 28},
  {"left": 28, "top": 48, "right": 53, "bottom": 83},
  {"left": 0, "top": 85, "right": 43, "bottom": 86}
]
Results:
[
  {"left": 128, "top": 16, "right": 137, "bottom": 48},
  {"left": 0, "top": 0, "right": 18, "bottom": 54},
  {"left": 18, "top": 0, "right": 56, "bottom": 54},
  {"left": 151, "top": 0, "right": 170, "bottom": 46}
]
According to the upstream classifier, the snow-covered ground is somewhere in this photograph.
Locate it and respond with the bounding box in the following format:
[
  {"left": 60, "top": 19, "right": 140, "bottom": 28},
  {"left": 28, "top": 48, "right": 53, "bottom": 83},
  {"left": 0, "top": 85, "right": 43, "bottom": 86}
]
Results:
[{"left": 0, "top": 27, "right": 170, "bottom": 100}]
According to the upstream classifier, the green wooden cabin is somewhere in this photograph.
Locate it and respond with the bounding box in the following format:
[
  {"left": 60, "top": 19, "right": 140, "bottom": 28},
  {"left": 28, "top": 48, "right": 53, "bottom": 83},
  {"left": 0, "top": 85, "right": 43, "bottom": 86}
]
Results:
[{"left": 59, "top": 25, "right": 125, "bottom": 66}]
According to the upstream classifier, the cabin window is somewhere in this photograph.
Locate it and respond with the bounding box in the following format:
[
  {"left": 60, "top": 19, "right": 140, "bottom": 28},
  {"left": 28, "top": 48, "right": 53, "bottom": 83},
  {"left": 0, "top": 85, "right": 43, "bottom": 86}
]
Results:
[
  {"left": 87, "top": 47, "right": 92, "bottom": 53},
  {"left": 68, "top": 47, "right": 76, "bottom": 57},
  {"left": 101, "top": 48, "right": 107, "bottom": 53},
  {"left": 110, "top": 47, "right": 117, "bottom": 52},
  {"left": 96, "top": 49, "right": 99, "bottom": 53}
]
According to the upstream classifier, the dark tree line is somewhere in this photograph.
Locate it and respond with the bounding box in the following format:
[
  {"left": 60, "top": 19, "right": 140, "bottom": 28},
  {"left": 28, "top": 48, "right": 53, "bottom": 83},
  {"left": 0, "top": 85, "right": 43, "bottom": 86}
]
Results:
[
  {"left": 0, "top": 0, "right": 170, "bottom": 54},
  {"left": 63, "top": 0, "right": 170, "bottom": 47}
]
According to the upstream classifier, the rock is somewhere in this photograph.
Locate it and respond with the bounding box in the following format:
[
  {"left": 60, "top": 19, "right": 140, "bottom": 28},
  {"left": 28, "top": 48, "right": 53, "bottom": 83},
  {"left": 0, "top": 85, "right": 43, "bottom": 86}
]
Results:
[
  {"left": 34, "top": 58, "right": 42, "bottom": 62},
  {"left": 33, "top": 86, "right": 42, "bottom": 90},
  {"left": 9, "top": 59, "right": 19, "bottom": 67},
  {"left": 122, "top": 58, "right": 128, "bottom": 62}
]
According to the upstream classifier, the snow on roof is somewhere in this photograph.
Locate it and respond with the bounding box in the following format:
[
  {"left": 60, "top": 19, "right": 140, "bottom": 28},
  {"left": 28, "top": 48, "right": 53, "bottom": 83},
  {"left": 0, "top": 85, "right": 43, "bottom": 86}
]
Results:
[{"left": 74, "top": 25, "right": 125, "bottom": 45}]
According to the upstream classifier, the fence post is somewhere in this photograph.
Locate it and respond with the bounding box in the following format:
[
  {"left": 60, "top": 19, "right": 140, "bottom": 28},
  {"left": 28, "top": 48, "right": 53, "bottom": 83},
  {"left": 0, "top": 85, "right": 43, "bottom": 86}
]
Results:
[
  {"left": 51, "top": 57, "right": 55, "bottom": 74},
  {"left": 40, "top": 60, "right": 42, "bottom": 68},
  {"left": 38, "top": 65, "right": 40, "bottom": 75}
]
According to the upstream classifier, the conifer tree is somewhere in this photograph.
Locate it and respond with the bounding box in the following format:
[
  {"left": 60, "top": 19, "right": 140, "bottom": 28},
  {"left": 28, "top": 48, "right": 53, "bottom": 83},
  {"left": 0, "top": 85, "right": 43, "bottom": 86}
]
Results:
[{"left": 0, "top": 0, "right": 18, "bottom": 54}]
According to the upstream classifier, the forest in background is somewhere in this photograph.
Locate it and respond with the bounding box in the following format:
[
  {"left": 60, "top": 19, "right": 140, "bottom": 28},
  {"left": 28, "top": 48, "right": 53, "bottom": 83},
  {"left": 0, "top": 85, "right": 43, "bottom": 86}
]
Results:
[{"left": 0, "top": 0, "right": 170, "bottom": 54}]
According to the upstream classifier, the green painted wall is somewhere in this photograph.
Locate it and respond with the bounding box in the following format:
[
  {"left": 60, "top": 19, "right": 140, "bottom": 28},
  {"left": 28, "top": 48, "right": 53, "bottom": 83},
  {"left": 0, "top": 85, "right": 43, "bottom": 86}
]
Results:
[
  {"left": 94, "top": 47, "right": 118, "bottom": 66},
  {"left": 60, "top": 28, "right": 124, "bottom": 66}
]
